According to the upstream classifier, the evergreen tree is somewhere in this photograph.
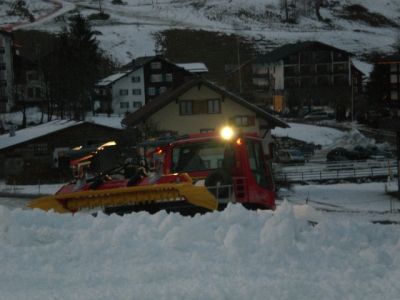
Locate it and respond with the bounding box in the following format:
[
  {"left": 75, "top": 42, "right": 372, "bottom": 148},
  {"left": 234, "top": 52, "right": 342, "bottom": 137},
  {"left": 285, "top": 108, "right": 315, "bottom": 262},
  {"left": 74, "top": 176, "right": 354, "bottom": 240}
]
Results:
[{"left": 50, "top": 14, "right": 101, "bottom": 120}]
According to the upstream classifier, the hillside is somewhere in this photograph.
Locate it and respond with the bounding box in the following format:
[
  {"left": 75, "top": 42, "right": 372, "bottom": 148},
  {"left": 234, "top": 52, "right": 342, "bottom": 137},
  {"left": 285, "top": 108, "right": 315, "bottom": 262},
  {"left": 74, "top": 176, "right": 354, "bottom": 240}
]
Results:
[{"left": 0, "top": 0, "right": 399, "bottom": 65}]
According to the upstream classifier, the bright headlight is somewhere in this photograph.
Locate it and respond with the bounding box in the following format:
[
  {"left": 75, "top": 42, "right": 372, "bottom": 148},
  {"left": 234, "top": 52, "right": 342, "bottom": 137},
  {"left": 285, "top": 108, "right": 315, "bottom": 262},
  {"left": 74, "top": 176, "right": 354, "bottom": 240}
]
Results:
[{"left": 220, "top": 126, "right": 234, "bottom": 140}]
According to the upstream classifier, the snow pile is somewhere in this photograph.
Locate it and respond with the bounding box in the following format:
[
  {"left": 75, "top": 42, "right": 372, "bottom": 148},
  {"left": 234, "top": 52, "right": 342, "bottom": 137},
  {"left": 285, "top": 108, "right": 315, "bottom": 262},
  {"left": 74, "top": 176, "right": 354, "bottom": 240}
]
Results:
[
  {"left": 272, "top": 122, "right": 344, "bottom": 146},
  {"left": 0, "top": 202, "right": 400, "bottom": 299},
  {"left": 327, "top": 128, "right": 375, "bottom": 150}
]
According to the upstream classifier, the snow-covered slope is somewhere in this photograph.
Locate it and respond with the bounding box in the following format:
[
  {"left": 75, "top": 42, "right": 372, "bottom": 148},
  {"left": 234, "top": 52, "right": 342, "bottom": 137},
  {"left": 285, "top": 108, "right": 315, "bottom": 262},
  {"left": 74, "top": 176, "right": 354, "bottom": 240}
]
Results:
[
  {"left": 1, "top": 0, "right": 399, "bottom": 63},
  {"left": 0, "top": 201, "right": 400, "bottom": 300}
]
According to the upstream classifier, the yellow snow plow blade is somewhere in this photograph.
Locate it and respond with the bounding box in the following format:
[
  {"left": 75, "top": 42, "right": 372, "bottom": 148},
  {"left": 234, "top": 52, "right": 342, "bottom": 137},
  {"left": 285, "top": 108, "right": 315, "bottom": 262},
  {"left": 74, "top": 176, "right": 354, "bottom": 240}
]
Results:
[{"left": 28, "top": 182, "right": 218, "bottom": 214}]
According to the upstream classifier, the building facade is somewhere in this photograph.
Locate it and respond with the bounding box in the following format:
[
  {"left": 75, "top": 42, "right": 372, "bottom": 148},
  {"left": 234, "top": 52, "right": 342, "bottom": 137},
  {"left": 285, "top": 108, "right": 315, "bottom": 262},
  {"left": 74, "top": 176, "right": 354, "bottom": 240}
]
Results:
[
  {"left": 0, "top": 30, "right": 14, "bottom": 112},
  {"left": 252, "top": 41, "right": 363, "bottom": 119},
  {"left": 95, "top": 56, "right": 201, "bottom": 115}
]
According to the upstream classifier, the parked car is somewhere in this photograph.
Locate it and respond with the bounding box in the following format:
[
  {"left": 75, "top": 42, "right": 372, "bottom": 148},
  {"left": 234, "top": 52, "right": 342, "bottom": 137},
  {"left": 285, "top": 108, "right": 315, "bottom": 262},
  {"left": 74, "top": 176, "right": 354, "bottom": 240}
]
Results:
[
  {"left": 326, "top": 147, "right": 360, "bottom": 161},
  {"left": 353, "top": 145, "right": 372, "bottom": 160},
  {"left": 304, "top": 110, "right": 333, "bottom": 121},
  {"left": 276, "top": 149, "right": 305, "bottom": 164}
]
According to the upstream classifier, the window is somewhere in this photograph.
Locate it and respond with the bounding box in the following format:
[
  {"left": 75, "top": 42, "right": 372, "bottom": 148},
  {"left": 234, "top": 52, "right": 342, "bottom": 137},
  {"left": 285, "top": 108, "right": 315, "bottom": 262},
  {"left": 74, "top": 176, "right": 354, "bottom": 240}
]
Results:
[
  {"left": 119, "top": 89, "right": 129, "bottom": 96},
  {"left": 391, "top": 90, "right": 399, "bottom": 101},
  {"left": 165, "top": 73, "right": 173, "bottom": 82},
  {"left": 180, "top": 100, "right": 193, "bottom": 115},
  {"left": 133, "top": 101, "right": 142, "bottom": 108},
  {"left": 147, "top": 87, "right": 156, "bottom": 96},
  {"left": 150, "top": 74, "right": 163, "bottom": 83},
  {"left": 159, "top": 86, "right": 167, "bottom": 94},
  {"left": 33, "top": 143, "right": 48, "bottom": 155},
  {"left": 390, "top": 74, "right": 398, "bottom": 84},
  {"left": 207, "top": 99, "right": 220, "bottom": 114},
  {"left": 131, "top": 76, "right": 141, "bottom": 82},
  {"left": 0, "top": 47, "right": 4, "bottom": 54},
  {"left": 120, "top": 102, "right": 129, "bottom": 109},
  {"left": 132, "top": 89, "right": 142, "bottom": 95},
  {"left": 246, "top": 140, "right": 269, "bottom": 188},
  {"left": 171, "top": 141, "right": 226, "bottom": 172},
  {"left": 27, "top": 72, "right": 39, "bottom": 81},
  {"left": 150, "top": 61, "right": 162, "bottom": 69},
  {"left": 390, "top": 64, "right": 399, "bottom": 73},
  {"left": 0, "top": 63, "right": 5, "bottom": 70},
  {"left": 333, "top": 63, "right": 348, "bottom": 73},
  {"left": 27, "top": 88, "right": 34, "bottom": 98},
  {"left": 35, "top": 87, "right": 41, "bottom": 97},
  {"left": 234, "top": 115, "right": 255, "bottom": 127}
]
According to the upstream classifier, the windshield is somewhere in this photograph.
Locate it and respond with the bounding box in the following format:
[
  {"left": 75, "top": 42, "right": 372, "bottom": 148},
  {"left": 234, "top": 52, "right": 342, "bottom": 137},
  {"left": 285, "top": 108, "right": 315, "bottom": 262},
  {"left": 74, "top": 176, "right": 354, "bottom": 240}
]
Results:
[
  {"left": 246, "top": 140, "right": 269, "bottom": 188},
  {"left": 171, "top": 141, "right": 226, "bottom": 172}
]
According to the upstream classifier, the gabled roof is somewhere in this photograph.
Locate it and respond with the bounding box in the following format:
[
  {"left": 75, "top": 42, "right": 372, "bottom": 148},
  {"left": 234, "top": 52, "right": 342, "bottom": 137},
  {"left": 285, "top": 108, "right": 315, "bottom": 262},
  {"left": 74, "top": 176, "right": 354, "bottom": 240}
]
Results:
[
  {"left": 176, "top": 63, "right": 208, "bottom": 73},
  {"left": 0, "top": 118, "right": 123, "bottom": 151},
  {"left": 96, "top": 71, "right": 132, "bottom": 87},
  {"left": 97, "top": 55, "right": 196, "bottom": 87},
  {"left": 256, "top": 41, "right": 352, "bottom": 63},
  {"left": 121, "top": 78, "right": 289, "bottom": 129}
]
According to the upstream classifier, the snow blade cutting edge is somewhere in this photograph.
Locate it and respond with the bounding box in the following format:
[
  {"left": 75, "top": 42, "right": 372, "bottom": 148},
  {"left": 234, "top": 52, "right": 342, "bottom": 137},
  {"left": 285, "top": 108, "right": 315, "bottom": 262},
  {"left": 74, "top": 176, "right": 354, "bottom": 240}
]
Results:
[{"left": 28, "top": 182, "right": 218, "bottom": 214}]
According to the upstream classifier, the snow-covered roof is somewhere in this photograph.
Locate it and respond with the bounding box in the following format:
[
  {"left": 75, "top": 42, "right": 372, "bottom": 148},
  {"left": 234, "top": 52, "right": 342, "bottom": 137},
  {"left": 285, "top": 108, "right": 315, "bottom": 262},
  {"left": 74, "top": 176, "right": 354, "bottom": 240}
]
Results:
[
  {"left": 0, "top": 117, "right": 124, "bottom": 150},
  {"left": 96, "top": 71, "right": 131, "bottom": 87},
  {"left": 352, "top": 59, "right": 374, "bottom": 78},
  {"left": 176, "top": 63, "right": 208, "bottom": 73}
]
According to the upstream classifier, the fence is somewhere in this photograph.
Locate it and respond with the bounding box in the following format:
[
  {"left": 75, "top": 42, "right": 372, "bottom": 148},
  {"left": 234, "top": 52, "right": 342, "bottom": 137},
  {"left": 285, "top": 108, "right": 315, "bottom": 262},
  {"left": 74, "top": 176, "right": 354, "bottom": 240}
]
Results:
[{"left": 274, "top": 159, "right": 398, "bottom": 183}]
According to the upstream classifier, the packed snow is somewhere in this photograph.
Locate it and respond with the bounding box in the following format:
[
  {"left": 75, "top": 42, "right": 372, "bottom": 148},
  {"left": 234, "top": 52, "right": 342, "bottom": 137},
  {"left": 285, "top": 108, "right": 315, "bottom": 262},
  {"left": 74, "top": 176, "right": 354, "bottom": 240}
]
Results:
[
  {"left": 0, "top": 118, "right": 400, "bottom": 298},
  {"left": 0, "top": 194, "right": 400, "bottom": 299},
  {"left": 272, "top": 122, "right": 345, "bottom": 146}
]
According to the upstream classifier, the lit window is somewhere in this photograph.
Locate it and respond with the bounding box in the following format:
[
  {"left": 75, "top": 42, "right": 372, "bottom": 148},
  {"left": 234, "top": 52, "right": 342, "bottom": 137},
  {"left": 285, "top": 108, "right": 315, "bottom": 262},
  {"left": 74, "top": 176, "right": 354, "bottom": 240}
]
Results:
[
  {"left": 180, "top": 101, "right": 193, "bottom": 115},
  {"left": 207, "top": 99, "right": 220, "bottom": 114}
]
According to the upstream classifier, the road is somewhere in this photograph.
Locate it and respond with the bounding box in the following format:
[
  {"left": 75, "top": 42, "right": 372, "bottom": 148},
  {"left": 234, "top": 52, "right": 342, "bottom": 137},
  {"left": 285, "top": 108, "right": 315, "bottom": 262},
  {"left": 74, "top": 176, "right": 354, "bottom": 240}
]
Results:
[{"left": 1, "top": 0, "right": 75, "bottom": 31}]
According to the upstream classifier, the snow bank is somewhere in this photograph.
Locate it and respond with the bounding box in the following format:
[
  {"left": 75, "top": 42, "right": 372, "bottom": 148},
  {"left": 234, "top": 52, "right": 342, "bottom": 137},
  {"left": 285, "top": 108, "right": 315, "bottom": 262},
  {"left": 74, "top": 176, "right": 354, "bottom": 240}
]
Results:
[
  {"left": 272, "top": 122, "right": 344, "bottom": 146},
  {"left": 0, "top": 203, "right": 399, "bottom": 299}
]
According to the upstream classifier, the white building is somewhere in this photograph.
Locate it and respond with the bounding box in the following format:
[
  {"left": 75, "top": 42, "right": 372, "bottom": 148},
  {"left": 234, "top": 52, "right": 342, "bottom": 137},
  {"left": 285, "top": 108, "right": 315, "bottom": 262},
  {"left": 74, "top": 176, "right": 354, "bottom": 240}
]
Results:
[
  {"left": 96, "top": 68, "right": 145, "bottom": 115},
  {"left": 0, "top": 29, "right": 14, "bottom": 113},
  {"left": 95, "top": 56, "right": 206, "bottom": 116}
]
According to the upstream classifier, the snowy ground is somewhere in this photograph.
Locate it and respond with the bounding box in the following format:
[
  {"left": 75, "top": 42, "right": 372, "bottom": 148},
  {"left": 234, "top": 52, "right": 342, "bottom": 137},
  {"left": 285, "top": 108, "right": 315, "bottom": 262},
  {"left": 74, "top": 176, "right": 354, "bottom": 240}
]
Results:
[
  {"left": 1, "top": 181, "right": 400, "bottom": 299},
  {"left": 1, "top": 0, "right": 399, "bottom": 64}
]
